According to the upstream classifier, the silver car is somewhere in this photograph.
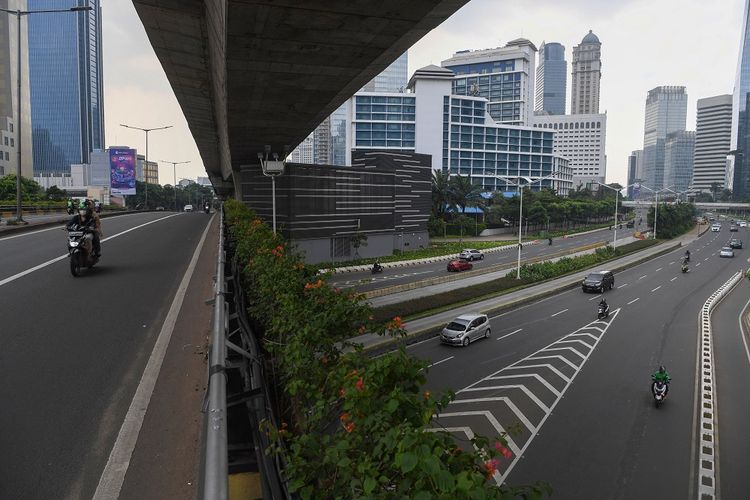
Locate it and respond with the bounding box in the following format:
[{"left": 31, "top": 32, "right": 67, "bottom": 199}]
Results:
[
  {"left": 459, "top": 249, "right": 484, "bottom": 261},
  {"left": 441, "top": 313, "right": 491, "bottom": 347},
  {"left": 720, "top": 246, "right": 734, "bottom": 258}
]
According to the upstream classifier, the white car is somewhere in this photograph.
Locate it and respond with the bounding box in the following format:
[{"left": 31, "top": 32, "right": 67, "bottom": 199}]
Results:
[
  {"left": 720, "top": 246, "right": 734, "bottom": 258},
  {"left": 459, "top": 249, "right": 485, "bottom": 261},
  {"left": 740, "top": 221, "right": 748, "bottom": 228},
  {"left": 184, "top": 204, "right": 194, "bottom": 212},
  {"left": 711, "top": 224, "right": 721, "bottom": 232}
]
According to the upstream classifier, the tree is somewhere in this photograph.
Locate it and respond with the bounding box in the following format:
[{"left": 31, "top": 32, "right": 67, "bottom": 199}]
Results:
[
  {"left": 0, "top": 174, "right": 43, "bottom": 201},
  {"left": 448, "top": 174, "right": 483, "bottom": 213},
  {"left": 527, "top": 201, "right": 548, "bottom": 225},
  {"left": 431, "top": 170, "right": 451, "bottom": 218},
  {"left": 45, "top": 185, "right": 68, "bottom": 201}
]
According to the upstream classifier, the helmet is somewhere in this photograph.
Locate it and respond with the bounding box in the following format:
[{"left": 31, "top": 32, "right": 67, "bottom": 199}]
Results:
[{"left": 658, "top": 365, "right": 666, "bottom": 374}]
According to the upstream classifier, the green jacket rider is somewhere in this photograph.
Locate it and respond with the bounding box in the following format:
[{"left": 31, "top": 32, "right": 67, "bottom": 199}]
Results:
[{"left": 652, "top": 365, "right": 671, "bottom": 383}]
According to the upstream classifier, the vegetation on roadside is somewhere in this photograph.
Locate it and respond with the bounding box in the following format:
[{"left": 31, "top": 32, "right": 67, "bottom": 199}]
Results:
[
  {"left": 223, "top": 199, "right": 551, "bottom": 499},
  {"left": 647, "top": 202, "right": 696, "bottom": 239},
  {"left": 371, "top": 239, "right": 659, "bottom": 323}
]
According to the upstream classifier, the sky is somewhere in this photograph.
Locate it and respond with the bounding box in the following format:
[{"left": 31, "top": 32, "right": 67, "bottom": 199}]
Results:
[{"left": 102, "top": 0, "right": 746, "bottom": 186}]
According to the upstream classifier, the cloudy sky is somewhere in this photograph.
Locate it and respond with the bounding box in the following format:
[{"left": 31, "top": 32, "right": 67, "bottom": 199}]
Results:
[{"left": 103, "top": 0, "right": 746, "bottom": 185}]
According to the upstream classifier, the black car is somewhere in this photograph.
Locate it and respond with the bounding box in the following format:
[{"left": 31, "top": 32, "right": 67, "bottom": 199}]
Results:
[
  {"left": 626, "top": 220, "right": 635, "bottom": 228},
  {"left": 582, "top": 270, "right": 615, "bottom": 293},
  {"left": 729, "top": 238, "right": 743, "bottom": 249}
]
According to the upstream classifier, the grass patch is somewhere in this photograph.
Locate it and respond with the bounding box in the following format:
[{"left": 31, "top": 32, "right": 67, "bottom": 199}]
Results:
[{"left": 371, "top": 238, "right": 659, "bottom": 322}]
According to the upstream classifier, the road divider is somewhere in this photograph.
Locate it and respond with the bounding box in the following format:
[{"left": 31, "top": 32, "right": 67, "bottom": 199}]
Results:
[{"left": 695, "top": 269, "right": 743, "bottom": 500}]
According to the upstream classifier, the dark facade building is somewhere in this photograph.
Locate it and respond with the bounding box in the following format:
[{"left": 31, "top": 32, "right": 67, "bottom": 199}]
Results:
[
  {"left": 535, "top": 42, "right": 566, "bottom": 115},
  {"left": 241, "top": 151, "right": 432, "bottom": 263},
  {"left": 733, "top": 0, "right": 750, "bottom": 198},
  {"left": 29, "top": 0, "right": 104, "bottom": 175}
]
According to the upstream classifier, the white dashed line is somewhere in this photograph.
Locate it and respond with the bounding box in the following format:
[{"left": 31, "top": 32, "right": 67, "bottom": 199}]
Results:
[
  {"left": 627, "top": 298, "right": 640, "bottom": 305},
  {"left": 588, "top": 294, "right": 602, "bottom": 301},
  {"left": 428, "top": 356, "right": 454, "bottom": 368},
  {"left": 696, "top": 262, "right": 702, "bottom": 267},
  {"left": 670, "top": 277, "right": 678, "bottom": 282},
  {"left": 638, "top": 275, "right": 647, "bottom": 280},
  {"left": 497, "top": 328, "right": 523, "bottom": 340},
  {"left": 656, "top": 267, "right": 663, "bottom": 272},
  {"left": 669, "top": 261, "right": 675, "bottom": 265},
  {"left": 551, "top": 309, "right": 568, "bottom": 317},
  {"left": 617, "top": 284, "right": 628, "bottom": 289},
  {"left": 651, "top": 286, "right": 661, "bottom": 292},
  {"left": 705, "top": 257, "right": 709, "bottom": 261}
]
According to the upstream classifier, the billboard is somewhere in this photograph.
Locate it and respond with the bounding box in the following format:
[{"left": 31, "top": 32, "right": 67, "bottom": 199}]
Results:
[{"left": 109, "top": 148, "right": 137, "bottom": 196}]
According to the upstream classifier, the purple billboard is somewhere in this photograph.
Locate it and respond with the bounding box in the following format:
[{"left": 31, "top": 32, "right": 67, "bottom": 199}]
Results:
[{"left": 109, "top": 148, "right": 137, "bottom": 196}]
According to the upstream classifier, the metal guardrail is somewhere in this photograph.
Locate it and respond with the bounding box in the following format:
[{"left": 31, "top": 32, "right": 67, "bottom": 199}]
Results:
[
  {"left": 203, "top": 207, "right": 228, "bottom": 499},
  {"left": 202, "top": 205, "right": 289, "bottom": 500}
]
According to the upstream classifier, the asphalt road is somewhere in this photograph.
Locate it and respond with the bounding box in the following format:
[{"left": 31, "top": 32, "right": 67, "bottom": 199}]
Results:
[
  {"left": 0, "top": 211, "right": 212, "bottom": 499},
  {"left": 407, "top": 225, "right": 747, "bottom": 498},
  {"left": 329, "top": 227, "right": 623, "bottom": 293}
]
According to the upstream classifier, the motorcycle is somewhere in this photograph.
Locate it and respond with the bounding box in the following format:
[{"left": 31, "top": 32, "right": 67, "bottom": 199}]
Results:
[
  {"left": 548, "top": 238, "right": 553, "bottom": 245},
  {"left": 651, "top": 378, "right": 669, "bottom": 407},
  {"left": 597, "top": 303, "right": 609, "bottom": 319},
  {"left": 681, "top": 264, "right": 689, "bottom": 273},
  {"left": 371, "top": 263, "right": 383, "bottom": 274},
  {"left": 67, "top": 225, "right": 99, "bottom": 277},
  {"left": 204, "top": 204, "right": 210, "bottom": 214},
  {"left": 684, "top": 254, "right": 690, "bottom": 263}
]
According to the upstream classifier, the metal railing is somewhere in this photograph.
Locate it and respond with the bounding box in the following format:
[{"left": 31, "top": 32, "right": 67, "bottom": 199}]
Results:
[{"left": 203, "top": 207, "right": 228, "bottom": 499}]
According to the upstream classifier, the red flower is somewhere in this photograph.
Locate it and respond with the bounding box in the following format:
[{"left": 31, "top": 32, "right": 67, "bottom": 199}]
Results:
[
  {"left": 340, "top": 412, "right": 350, "bottom": 423},
  {"left": 495, "top": 442, "right": 513, "bottom": 459},
  {"left": 344, "top": 422, "right": 355, "bottom": 433},
  {"left": 484, "top": 458, "right": 499, "bottom": 478},
  {"left": 355, "top": 378, "right": 365, "bottom": 392}
]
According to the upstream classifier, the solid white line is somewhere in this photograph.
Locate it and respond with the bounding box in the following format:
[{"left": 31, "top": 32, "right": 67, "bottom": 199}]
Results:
[
  {"left": 428, "top": 356, "right": 454, "bottom": 368},
  {"left": 0, "top": 214, "right": 180, "bottom": 288},
  {"left": 498, "top": 328, "right": 522, "bottom": 340},
  {"left": 738, "top": 296, "right": 750, "bottom": 367},
  {"left": 93, "top": 215, "right": 213, "bottom": 499},
  {"left": 0, "top": 212, "right": 147, "bottom": 242},
  {"left": 638, "top": 275, "right": 647, "bottom": 280},
  {"left": 551, "top": 309, "right": 568, "bottom": 317},
  {"left": 671, "top": 277, "right": 678, "bottom": 282},
  {"left": 627, "top": 298, "right": 640, "bottom": 305},
  {"left": 651, "top": 286, "right": 661, "bottom": 292}
]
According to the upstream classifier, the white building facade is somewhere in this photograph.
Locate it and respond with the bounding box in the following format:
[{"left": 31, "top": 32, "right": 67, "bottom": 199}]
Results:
[
  {"left": 571, "top": 31, "right": 602, "bottom": 115},
  {"left": 693, "top": 94, "right": 732, "bottom": 193},
  {"left": 530, "top": 113, "right": 607, "bottom": 188}
]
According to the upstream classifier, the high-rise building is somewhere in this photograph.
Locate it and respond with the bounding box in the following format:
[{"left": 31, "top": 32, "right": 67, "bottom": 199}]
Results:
[
  {"left": 570, "top": 30, "right": 602, "bottom": 115},
  {"left": 531, "top": 113, "right": 607, "bottom": 188},
  {"left": 535, "top": 42, "right": 566, "bottom": 115},
  {"left": 641, "top": 86, "right": 687, "bottom": 190},
  {"left": 28, "top": 0, "right": 104, "bottom": 175},
  {"left": 664, "top": 130, "right": 695, "bottom": 192},
  {"left": 289, "top": 132, "right": 314, "bottom": 164},
  {"left": 693, "top": 95, "right": 732, "bottom": 194},
  {"left": 360, "top": 52, "right": 408, "bottom": 93},
  {"left": 732, "top": 0, "right": 750, "bottom": 198},
  {"left": 0, "top": 0, "right": 32, "bottom": 179},
  {"left": 442, "top": 38, "right": 538, "bottom": 126},
  {"left": 627, "top": 149, "right": 643, "bottom": 197},
  {"left": 136, "top": 154, "right": 158, "bottom": 185}
]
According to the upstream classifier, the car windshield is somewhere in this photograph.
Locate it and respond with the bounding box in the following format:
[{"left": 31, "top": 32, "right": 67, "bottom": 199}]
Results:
[
  {"left": 587, "top": 273, "right": 604, "bottom": 280},
  {"left": 446, "top": 321, "right": 468, "bottom": 331},
  {"left": 722, "top": 247, "right": 732, "bottom": 251}
]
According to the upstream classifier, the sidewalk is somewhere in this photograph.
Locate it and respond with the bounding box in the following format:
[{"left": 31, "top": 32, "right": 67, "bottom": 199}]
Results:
[{"left": 351, "top": 228, "right": 701, "bottom": 352}]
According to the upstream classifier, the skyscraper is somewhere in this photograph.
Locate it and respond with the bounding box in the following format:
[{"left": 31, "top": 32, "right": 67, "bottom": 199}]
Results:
[
  {"left": 664, "top": 130, "right": 695, "bottom": 192},
  {"left": 28, "top": 0, "right": 104, "bottom": 175},
  {"left": 642, "top": 86, "right": 687, "bottom": 189},
  {"left": 360, "top": 52, "right": 408, "bottom": 93},
  {"left": 693, "top": 95, "right": 732, "bottom": 194},
  {"left": 535, "top": 42, "right": 566, "bottom": 115},
  {"left": 570, "top": 30, "right": 602, "bottom": 115},
  {"left": 442, "top": 38, "right": 538, "bottom": 126},
  {"left": 732, "top": 0, "right": 750, "bottom": 198}
]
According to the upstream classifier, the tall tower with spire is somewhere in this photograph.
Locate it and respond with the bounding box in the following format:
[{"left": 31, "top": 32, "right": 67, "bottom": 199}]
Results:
[{"left": 570, "top": 30, "right": 602, "bottom": 115}]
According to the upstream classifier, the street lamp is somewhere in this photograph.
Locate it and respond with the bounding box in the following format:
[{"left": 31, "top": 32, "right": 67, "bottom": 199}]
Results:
[
  {"left": 160, "top": 160, "right": 190, "bottom": 211},
  {"left": 496, "top": 172, "right": 558, "bottom": 279},
  {"left": 120, "top": 124, "right": 172, "bottom": 209},
  {"left": 1, "top": 4, "right": 92, "bottom": 223},
  {"left": 639, "top": 184, "right": 674, "bottom": 240},
  {"left": 258, "top": 147, "right": 285, "bottom": 234}
]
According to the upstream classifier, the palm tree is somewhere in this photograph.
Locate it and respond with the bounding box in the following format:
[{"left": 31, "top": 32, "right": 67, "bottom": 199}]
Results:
[
  {"left": 431, "top": 170, "right": 451, "bottom": 218},
  {"left": 448, "top": 174, "right": 483, "bottom": 213}
]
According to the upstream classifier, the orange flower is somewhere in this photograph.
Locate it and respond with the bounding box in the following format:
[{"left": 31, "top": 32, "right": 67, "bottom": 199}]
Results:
[
  {"left": 358, "top": 325, "right": 367, "bottom": 334},
  {"left": 423, "top": 391, "right": 431, "bottom": 400},
  {"left": 355, "top": 378, "right": 365, "bottom": 392},
  {"left": 484, "top": 458, "right": 499, "bottom": 478},
  {"left": 340, "top": 412, "right": 351, "bottom": 423},
  {"left": 344, "top": 422, "right": 355, "bottom": 433}
]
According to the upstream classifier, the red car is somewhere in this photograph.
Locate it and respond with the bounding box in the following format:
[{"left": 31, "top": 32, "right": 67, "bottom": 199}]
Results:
[{"left": 447, "top": 259, "right": 473, "bottom": 272}]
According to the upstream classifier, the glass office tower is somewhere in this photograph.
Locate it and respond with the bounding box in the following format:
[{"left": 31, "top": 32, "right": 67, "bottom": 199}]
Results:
[
  {"left": 535, "top": 42, "right": 566, "bottom": 115},
  {"left": 29, "top": 0, "right": 104, "bottom": 174},
  {"left": 732, "top": 0, "right": 750, "bottom": 198}
]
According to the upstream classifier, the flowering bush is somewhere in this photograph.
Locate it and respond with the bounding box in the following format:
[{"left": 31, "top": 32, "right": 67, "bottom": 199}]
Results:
[{"left": 223, "top": 199, "right": 551, "bottom": 498}]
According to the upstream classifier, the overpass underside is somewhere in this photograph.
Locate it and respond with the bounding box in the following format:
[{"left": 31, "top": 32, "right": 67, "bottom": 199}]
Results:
[{"left": 132, "top": 0, "right": 469, "bottom": 197}]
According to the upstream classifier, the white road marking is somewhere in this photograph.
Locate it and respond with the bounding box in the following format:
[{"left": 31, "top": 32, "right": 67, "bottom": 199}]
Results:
[
  {"left": 638, "top": 275, "right": 647, "bottom": 280},
  {"left": 498, "top": 328, "right": 523, "bottom": 340},
  {"left": 0, "top": 213, "right": 181, "bottom": 288},
  {"left": 588, "top": 294, "right": 602, "bottom": 301},
  {"left": 705, "top": 257, "right": 709, "bottom": 261},
  {"left": 627, "top": 298, "right": 640, "bottom": 305},
  {"left": 428, "top": 356, "right": 454, "bottom": 368},
  {"left": 670, "top": 277, "right": 678, "bottom": 282},
  {"left": 0, "top": 212, "right": 148, "bottom": 242},
  {"left": 651, "top": 286, "right": 661, "bottom": 292},
  {"left": 617, "top": 283, "right": 628, "bottom": 289},
  {"left": 669, "top": 261, "right": 675, "bottom": 265},
  {"left": 551, "top": 309, "right": 568, "bottom": 317},
  {"left": 696, "top": 262, "right": 702, "bottom": 267},
  {"left": 93, "top": 213, "right": 213, "bottom": 499}
]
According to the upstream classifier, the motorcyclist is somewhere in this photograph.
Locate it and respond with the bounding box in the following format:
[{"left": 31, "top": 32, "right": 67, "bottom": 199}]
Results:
[
  {"left": 651, "top": 365, "right": 671, "bottom": 395},
  {"left": 548, "top": 237, "right": 553, "bottom": 245},
  {"left": 372, "top": 262, "right": 383, "bottom": 273},
  {"left": 67, "top": 200, "right": 102, "bottom": 257},
  {"left": 684, "top": 249, "right": 691, "bottom": 262},
  {"left": 598, "top": 298, "right": 608, "bottom": 313}
]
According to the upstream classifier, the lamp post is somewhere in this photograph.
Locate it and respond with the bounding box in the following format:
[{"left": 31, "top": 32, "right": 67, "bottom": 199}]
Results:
[
  {"left": 1, "top": 4, "right": 92, "bottom": 224},
  {"left": 640, "top": 184, "right": 673, "bottom": 240},
  {"left": 120, "top": 124, "right": 172, "bottom": 209},
  {"left": 496, "top": 172, "right": 558, "bottom": 279},
  {"left": 160, "top": 160, "right": 190, "bottom": 211},
  {"left": 594, "top": 182, "right": 638, "bottom": 250},
  {"left": 258, "top": 149, "right": 285, "bottom": 234}
]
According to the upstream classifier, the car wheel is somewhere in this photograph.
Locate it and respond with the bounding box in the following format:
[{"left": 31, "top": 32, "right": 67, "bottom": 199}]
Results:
[
  {"left": 480, "top": 255, "right": 484, "bottom": 260},
  {"left": 462, "top": 337, "right": 470, "bottom": 347},
  {"left": 600, "top": 285, "right": 605, "bottom": 293},
  {"left": 485, "top": 328, "right": 491, "bottom": 339},
  {"left": 609, "top": 282, "right": 613, "bottom": 290}
]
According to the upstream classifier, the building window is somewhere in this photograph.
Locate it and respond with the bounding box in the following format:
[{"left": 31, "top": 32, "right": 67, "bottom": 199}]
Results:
[
  {"left": 10, "top": 138, "right": 13, "bottom": 147},
  {"left": 9, "top": 123, "right": 13, "bottom": 132},
  {"left": 3, "top": 137, "right": 6, "bottom": 146},
  {"left": 4, "top": 152, "right": 8, "bottom": 161}
]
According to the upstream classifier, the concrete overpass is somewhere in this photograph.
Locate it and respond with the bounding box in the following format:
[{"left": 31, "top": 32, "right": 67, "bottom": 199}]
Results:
[
  {"left": 622, "top": 200, "right": 750, "bottom": 212},
  {"left": 132, "top": 0, "right": 469, "bottom": 196}
]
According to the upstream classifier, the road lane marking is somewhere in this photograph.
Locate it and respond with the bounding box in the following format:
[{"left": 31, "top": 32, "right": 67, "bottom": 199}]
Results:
[
  {"left": 705, "top": 257, "right": 709, "bottom": 261},
  {"left": 669, "top": 261, "right": 675, "bottom": 265},
  {"left": 627, "top": 298, "right": 640, "bottom": 305},
  {"left": 0, "top": 213, "right": 181, "bottom": 288},
  {"left": 651, "top": 286, "right": 661, "bottom": 292},
  {"left": 93, "top": 213, "right": 213, "bottom": 500},
  {"left": 0, "top": 212, "right": 148, "bottom": 242},
  {"left": 696, "top": 262, "right": 702, "bottom": 267},
  {"left": 428, "top": 356, "right": 454, "bottom": 368},
  {"left": 670, "top": 277, "right": 678, "bottom": 282},
  {"left": 638, "top": 275, "right": 647, "bottom": 280},
  {"left": 617, "top": 284, "right": 628, "bottom": 289},
  {"left": 551, "top": 309, "right": 568, "bottom": 317},
  {"left": 588, "top": 294, "right": 602, "bottom": 301},
  {"left": 498, "top": 328, "right": 522, "bottom": 340},
  {"left": 656, "top": 267, "right": 663, "bottom": 272}
]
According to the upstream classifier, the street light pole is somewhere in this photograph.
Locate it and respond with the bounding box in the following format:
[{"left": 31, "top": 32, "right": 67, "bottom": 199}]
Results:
[
  {"left": 120, "top": 124, "right": 172, "bottom": 209},
  {"left": 160, "top": 160, "right": 190, "bottom": 211},
  {"left": 1, "top": 5, "right": 92, "bottom": 223}
]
